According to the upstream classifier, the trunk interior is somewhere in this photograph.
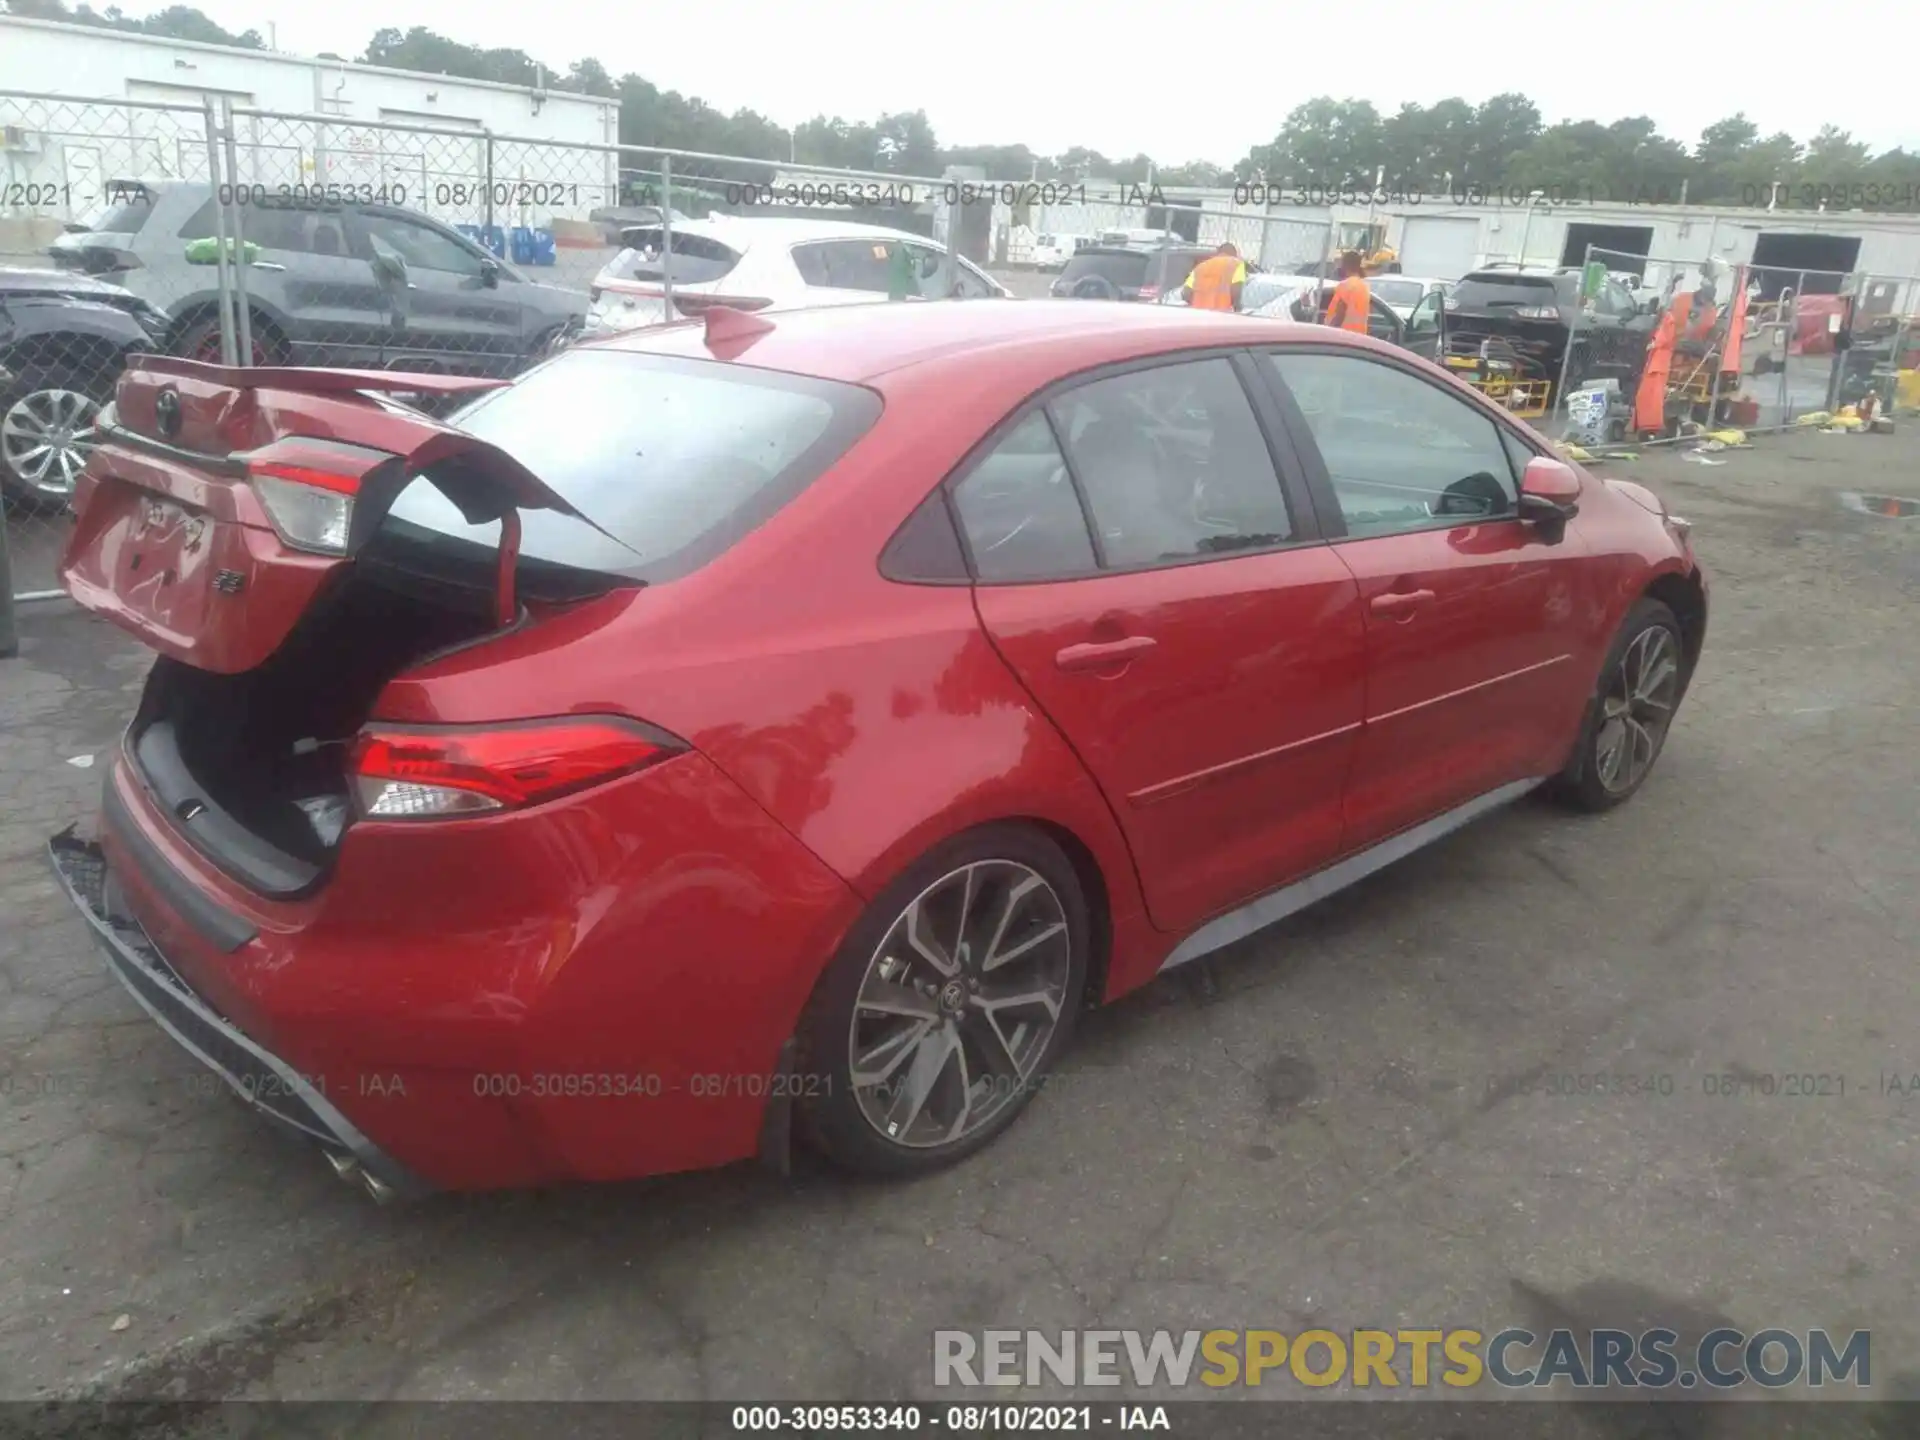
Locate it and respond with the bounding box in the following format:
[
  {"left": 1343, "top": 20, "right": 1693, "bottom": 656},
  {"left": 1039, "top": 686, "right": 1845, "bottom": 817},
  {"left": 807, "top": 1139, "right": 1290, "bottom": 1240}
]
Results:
[{"left": 129, "top": 537, "right": 507, "bottom": 899}]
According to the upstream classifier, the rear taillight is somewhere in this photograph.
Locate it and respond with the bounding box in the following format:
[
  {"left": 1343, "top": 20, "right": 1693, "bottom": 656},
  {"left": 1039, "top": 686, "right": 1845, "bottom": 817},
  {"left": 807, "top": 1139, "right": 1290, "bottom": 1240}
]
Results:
[
  {"left": 244, "top": 436, "right": 398, "bottom": 555},
  {"left": 349, "top": 718, "right": 684, "bottom": 819}
]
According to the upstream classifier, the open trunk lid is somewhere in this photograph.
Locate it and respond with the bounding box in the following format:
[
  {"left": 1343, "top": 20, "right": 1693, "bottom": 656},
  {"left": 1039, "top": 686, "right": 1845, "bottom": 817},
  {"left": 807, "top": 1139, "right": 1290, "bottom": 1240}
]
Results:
[{"left": 61, "top": 356, "right": 604, "bottom": 674}]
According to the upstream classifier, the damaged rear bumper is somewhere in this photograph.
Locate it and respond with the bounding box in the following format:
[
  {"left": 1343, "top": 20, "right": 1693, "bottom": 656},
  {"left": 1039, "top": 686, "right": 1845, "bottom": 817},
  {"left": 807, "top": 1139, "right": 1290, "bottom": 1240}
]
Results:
[{"left": 45, "top": 827, "right": 431, "bottom": 1202}]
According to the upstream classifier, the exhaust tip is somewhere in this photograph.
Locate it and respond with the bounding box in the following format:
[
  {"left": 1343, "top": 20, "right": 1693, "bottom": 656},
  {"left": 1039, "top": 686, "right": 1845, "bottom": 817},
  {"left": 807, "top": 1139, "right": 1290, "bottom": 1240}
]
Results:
[
  {"left": 361, "top": 1169, "right": 397, "bottom": 1205},
  {"left": 325, "top": 1149, "right": 362, "bottom": 1182}
]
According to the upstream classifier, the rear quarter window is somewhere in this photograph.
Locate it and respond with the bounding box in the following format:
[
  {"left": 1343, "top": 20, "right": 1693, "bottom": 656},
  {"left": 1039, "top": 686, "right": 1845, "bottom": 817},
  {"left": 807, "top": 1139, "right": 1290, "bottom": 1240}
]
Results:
[{"left": 384, "top": 349, "right": 881, "bottom": 584}]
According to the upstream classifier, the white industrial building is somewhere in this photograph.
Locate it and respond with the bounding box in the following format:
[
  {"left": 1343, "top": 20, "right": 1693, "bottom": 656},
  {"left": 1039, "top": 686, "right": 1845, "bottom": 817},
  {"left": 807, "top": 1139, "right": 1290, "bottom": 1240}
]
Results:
[
  {"left": 0, "top": 15, "right": 618, "bottom": 230},
  {"left": 1024, "top": 185, "right": 1920, "bottom": 301}
]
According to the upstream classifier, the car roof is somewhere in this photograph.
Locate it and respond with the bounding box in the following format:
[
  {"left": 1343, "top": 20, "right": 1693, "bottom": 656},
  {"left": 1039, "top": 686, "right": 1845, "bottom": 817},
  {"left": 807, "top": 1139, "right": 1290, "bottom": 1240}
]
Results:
[
  {"left": 651, "top": 214, "right": 937, "bottom": 247},
  {"left": 1463, "top": 265, "right": 1564, "bottom": 279},
  {"left": 593, "top": 297, "right": 1380, "bottom": 388},
  {"left": 1074, "top": 243, "right": 1209, "bottom": 255}
]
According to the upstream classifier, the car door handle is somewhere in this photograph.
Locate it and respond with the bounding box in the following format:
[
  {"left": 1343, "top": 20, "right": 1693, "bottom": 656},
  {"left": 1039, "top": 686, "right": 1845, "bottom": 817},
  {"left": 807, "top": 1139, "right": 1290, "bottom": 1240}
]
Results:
[
  {"left": 1370, "top": 589, "right": 1435, "bottom": 616},
  {"left": 1055, "top": 636, "right": 1157, "bottom": 672}
]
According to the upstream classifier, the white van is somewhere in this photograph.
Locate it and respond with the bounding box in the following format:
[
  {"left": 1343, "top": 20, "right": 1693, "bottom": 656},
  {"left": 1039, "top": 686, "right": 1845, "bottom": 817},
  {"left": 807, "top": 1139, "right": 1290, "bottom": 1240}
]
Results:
[{"left": 1029, "top": 232, "right": 1092, "bottom": 269}]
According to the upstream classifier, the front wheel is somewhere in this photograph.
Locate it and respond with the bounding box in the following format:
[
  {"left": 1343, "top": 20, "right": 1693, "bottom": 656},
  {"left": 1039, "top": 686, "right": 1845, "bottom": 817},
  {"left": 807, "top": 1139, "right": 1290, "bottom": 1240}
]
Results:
[
  {"left": 1551, "top": 599, "right": 1687, "bottom": 811},
  {"left": 795, "top": 826, "right": 1090, "bottom": 1176}
]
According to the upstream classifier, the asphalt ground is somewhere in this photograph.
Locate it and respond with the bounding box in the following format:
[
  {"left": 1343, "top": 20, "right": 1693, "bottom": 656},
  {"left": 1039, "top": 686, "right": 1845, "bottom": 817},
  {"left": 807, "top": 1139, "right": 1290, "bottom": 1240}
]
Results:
[{"left": 1, "top": 425, "right": 1916, "bottom": 1432}]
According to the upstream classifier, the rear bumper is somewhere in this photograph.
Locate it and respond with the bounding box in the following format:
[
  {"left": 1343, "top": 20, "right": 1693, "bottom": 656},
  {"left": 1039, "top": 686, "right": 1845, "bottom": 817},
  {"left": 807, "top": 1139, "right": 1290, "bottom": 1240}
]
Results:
[{"left": 45, "top": 827, "right": 431, "bottom": 1200}]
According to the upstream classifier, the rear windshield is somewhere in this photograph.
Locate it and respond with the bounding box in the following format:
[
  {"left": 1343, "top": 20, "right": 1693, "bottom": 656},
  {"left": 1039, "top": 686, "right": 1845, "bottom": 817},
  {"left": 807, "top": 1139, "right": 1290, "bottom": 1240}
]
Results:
[
  {"left": 1242, "top": 275, "right": 1305, "bottom": 312},
  {"left": 1059, "top": 251, "right": 1153, "bottom": 286},
  {"left": 383, "top": 349, "right": 881, "bottom": 583},
  {"left": 608, "top": 230, "right": 741, "bottom": 284},
  {"left": 77, "top": 185, "right": 157, "bottom": 235},
  {"left": 1451, "top": 273, "right": 1576, "bottom": 309},
  {"left": 1369, "top": 278, "right": 1426, "bottom": 306}
]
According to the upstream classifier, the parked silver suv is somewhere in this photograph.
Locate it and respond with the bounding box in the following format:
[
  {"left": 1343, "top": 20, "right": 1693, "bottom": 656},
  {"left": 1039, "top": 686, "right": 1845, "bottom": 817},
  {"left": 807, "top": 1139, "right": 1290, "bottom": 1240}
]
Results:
[{"left": 49, "top": 180, "right": 586, "bottom": 377}]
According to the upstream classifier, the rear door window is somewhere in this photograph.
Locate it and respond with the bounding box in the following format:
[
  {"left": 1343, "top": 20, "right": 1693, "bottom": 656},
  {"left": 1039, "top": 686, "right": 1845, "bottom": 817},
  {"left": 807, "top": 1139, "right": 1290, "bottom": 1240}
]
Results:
[
  {"left": 383, "top": 349, "right": 882, "bottom": 583},
  {"left": 950, "top": 412, "right": 1098, "bottom": 582},
  {"left": 1049, "top": 357, "right": 1294, "bottom": 567},
  {"left": 793, "top": 239, "right": 898, "bottom": 293}
]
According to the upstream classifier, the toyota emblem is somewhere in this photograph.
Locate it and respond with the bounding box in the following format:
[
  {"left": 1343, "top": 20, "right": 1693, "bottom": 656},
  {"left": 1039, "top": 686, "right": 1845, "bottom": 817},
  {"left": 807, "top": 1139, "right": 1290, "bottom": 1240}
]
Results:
[{"left": 155, "top": 387, "right": 181, "bottom": 441}]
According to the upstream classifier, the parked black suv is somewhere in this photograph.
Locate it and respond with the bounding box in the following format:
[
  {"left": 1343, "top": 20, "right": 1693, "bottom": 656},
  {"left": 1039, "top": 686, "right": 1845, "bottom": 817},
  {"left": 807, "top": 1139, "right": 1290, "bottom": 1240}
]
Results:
[
  {"left": 1, "top": 268, "right": 168, "bottom": 509},
  {"left": 1441, "top": 266, "right": 1658, "bottom": 390},
  {"left": 1050, "top": 243, "right": 1218, "bottom": 303},
  {"left": 48, "top": 180, "right": 586, "bottom": 377}
]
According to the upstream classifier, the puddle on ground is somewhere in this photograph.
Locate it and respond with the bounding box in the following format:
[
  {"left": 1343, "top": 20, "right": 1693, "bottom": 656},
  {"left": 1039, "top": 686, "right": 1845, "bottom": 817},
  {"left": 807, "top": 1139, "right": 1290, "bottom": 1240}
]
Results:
[{"left": 1839, "top": 492, "right": 1920, "bottom": 518}]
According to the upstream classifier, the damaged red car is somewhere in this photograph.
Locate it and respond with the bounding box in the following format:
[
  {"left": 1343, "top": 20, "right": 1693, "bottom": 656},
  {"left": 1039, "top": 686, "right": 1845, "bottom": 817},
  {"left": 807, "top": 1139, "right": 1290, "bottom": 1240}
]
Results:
[{"left": 49, "top": 301, "right": 1707, "bottom": 1197}]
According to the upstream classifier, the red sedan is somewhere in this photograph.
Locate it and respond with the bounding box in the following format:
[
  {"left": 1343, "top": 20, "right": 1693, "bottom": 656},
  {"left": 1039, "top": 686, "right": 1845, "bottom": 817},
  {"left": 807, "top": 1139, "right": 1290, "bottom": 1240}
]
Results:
[{"left": 49, "top": 301, "right": 1706, "bottom": 1197}]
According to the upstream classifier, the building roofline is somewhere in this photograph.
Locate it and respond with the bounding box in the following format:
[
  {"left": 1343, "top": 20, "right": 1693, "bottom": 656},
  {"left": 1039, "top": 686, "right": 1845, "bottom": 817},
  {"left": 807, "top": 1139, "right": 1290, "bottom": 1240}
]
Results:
[{"left": 0, "top": 14, "right": 618, "bottom": 111}]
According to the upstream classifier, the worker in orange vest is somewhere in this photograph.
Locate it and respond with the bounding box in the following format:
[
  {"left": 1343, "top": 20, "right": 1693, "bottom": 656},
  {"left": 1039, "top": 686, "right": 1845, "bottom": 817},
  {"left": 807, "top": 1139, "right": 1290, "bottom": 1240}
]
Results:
[
  {"left": 1323, "top": 249, "right": 1371, "bottom": 333},
  {"left": 1181, "top": 242, "right": 1248, "bottom": 312}
]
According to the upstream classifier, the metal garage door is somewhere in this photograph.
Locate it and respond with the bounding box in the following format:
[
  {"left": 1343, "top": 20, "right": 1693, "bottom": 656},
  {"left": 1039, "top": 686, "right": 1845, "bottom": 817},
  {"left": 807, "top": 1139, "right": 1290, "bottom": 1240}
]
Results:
[{"left": 1397, "top": 217, "right": 1481, "bottom": 280}]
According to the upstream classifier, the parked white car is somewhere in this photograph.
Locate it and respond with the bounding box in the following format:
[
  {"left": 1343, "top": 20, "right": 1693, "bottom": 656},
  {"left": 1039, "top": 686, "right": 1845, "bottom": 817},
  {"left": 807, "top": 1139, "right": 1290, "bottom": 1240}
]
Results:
[
  {"left": 585, "top": 216, "right": 1010, "bottom": 334},
  {"left": 1029, "top": 232, "right": 1093, "bottom": 269},
  {"left": 1363, "top": 275, "right": 1449, "bottom": 324}
]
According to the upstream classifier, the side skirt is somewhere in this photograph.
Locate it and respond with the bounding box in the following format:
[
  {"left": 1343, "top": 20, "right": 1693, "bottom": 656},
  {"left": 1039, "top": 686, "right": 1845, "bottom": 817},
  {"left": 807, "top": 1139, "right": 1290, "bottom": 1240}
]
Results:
[{"left": 1158, "top": 777, "right": 1546, "bottom": 972}]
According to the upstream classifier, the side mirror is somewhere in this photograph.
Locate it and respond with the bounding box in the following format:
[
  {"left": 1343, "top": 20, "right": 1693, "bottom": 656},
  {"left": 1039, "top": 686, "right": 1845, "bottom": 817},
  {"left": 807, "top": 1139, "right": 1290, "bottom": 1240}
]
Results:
[
  {"left": 370, "top": 249, "right": 409, "bottom": 291},
  {"left": 370, "top": 250, "right": 409, "bottom": 329},
  {"left": 1518, "top": 456, "right": 1582, "bottom": 524},
  {"left": 480, "top": 258, "right": 501, "bottom": 289}
]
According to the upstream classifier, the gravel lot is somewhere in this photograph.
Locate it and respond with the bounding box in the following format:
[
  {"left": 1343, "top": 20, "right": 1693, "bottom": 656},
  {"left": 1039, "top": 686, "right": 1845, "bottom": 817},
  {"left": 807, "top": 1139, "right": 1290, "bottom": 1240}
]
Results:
[{"left": 2, "top": 425, "right": 1917, "bottom": 1426}]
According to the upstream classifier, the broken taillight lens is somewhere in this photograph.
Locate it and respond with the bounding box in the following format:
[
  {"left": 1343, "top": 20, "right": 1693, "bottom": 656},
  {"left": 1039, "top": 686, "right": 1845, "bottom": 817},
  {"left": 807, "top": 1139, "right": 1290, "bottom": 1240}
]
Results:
[
  {"left": 245, "top": 437, "right": 398, "bottom": 555},
  {"left": 349, "top": 718, "right": 684, "bottom": 819}
]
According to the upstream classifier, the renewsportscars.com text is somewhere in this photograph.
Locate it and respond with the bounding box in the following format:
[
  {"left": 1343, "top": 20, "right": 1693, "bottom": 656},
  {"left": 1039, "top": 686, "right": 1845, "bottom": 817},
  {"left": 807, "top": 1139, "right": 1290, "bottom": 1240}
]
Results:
[{"left": 932, "top": 1327, "right": 1871, "bottom": 1391}]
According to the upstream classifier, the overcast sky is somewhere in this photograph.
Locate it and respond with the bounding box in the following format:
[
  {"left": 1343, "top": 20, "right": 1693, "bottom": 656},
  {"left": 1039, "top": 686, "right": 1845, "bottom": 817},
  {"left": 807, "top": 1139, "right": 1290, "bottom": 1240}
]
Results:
[{"left": 134, "top": 0, "right": 1920, "bottom": 163}]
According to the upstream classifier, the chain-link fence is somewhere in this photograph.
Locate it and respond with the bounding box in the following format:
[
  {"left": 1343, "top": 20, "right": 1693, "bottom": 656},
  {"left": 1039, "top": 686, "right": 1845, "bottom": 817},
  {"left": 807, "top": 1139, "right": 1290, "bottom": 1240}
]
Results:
[
  {"left": 1, "top": 90, "right": 989, "bottom": 603},
  {"left": 1546, "top": 245, "right": 1920, "bottom": 447},
  {"left": 7, "top": 87, "right": 1920, "bottom": 606}
]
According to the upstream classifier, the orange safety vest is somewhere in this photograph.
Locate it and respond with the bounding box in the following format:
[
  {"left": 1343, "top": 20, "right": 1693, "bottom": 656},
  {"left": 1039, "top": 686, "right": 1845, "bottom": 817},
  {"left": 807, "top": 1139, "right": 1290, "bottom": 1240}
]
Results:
[
  {"left": 1327, "top": 275, "right": 1370, "bottom": 332},
  {"left": 1187, "top": 255, "right": 1246, "bottom": 311}
]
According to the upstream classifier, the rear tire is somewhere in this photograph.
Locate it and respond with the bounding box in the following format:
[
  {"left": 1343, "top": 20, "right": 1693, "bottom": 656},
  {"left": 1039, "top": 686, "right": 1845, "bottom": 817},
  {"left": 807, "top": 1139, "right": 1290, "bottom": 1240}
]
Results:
[
  {"left": 795, "top": 825, "right": 1090, "bottom": 1177},
  {"left": 1551, "top": 599, "right": 1687, "bottom": 812}
]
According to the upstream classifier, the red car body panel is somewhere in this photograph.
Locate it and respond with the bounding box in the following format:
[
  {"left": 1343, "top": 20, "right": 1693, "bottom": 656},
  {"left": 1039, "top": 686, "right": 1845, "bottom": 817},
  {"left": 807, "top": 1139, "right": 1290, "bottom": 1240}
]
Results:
[
  {"left": 50, "top": 307, "right": 1705, "bottom": 1191},
  {"left": 972, "top": 548, "right": 1366, "bottom": 936},
  {"left": 1330, "top": 519, "right": 1599, "bottom": 846},
  {"left": 98, "top": 741, "right": 863, "bottom": 1189}
]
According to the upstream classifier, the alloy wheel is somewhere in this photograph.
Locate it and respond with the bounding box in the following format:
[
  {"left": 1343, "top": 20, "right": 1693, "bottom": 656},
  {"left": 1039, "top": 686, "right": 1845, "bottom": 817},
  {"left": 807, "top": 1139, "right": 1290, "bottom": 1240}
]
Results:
[
  {"left": 847, "top": 860, "right": 1073, "bottom": 1149},
  {"left": 2, "top": 387, "right": 100, "bottom": 499},
  {"left": 1595, "top": 625, "right": 1680, "bottom": 794}
]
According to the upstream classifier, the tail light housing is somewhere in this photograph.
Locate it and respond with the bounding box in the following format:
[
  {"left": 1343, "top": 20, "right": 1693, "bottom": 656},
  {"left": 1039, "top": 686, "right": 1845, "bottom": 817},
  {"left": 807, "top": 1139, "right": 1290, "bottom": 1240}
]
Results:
[
  {"left": 244, "top": 436, "right": 399, "bottom": 555},
  {"left": 349, "top": 718, "right": 686, "bottom": 819}
]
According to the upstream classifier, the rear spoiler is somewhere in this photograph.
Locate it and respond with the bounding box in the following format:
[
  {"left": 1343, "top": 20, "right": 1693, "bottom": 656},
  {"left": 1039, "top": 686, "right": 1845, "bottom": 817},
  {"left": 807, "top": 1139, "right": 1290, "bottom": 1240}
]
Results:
[{"left": 126, "top": 354, "right": 511, "bottom": 399}]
